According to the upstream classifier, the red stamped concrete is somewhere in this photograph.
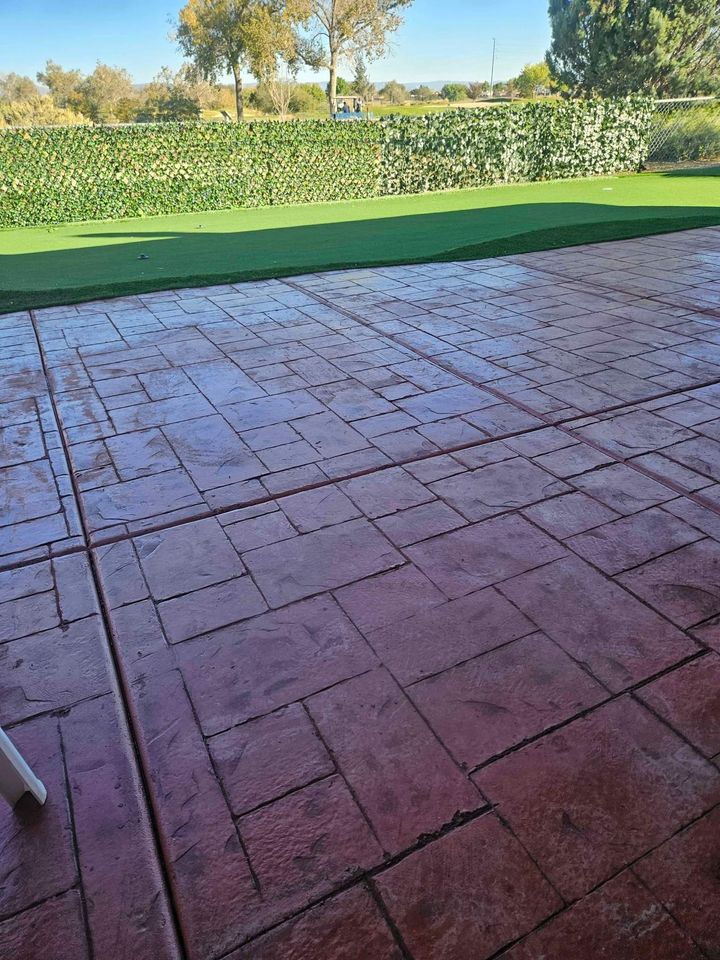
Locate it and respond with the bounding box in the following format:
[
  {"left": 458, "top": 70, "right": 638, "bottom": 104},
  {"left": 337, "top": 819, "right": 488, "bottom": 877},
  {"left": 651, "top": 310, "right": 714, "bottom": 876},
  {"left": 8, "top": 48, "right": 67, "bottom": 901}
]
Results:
[
  {"left": 476, "top": 698, "right": 720, "bottom": 900},
  {"left": 634, "top": 805, "right": 720, "bottom": 957},
  {"left": 374, "top": 814, "right": 562, "bottom": 960},
  {"left": 5, "top": 229, "right": 720, "bottom": 959},
  {"left": 503, "top": 871, "right": 702, "bottom": 960}
]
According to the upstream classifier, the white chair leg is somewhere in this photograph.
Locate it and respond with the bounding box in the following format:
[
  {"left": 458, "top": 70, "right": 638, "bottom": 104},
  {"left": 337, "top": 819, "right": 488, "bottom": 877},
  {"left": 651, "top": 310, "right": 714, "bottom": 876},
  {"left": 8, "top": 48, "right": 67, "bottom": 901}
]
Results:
[{"left": 0, "top": 727, "right": 47, "bottom": 808}]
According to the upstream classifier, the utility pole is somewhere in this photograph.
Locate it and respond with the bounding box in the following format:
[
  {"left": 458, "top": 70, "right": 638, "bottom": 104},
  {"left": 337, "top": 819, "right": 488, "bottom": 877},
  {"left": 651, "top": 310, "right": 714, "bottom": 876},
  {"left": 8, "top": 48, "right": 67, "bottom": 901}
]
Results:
[{"left": 490, "top": 38, "right": 496, "bottom": 97}]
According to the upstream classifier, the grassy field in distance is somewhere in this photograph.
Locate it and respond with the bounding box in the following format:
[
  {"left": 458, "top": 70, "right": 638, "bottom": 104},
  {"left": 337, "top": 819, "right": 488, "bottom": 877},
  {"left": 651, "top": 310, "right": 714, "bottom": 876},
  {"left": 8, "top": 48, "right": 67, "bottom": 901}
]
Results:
[{"left": 202, "top": 98, "right": 524, "bottom": 122}]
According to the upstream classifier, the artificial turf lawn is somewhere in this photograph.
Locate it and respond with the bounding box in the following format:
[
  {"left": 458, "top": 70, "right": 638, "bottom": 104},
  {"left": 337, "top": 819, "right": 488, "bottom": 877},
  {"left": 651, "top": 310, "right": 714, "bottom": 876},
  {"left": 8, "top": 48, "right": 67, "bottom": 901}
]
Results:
[{"left": 1, "top": 167, "right": 719, "bottom": 312}]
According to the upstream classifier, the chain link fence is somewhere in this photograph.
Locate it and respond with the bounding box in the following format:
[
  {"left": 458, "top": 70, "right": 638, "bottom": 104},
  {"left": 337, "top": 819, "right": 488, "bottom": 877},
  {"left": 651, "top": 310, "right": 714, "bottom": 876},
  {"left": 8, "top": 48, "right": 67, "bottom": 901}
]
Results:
[{"left": 647, "top": 96, "right": 720, "bottom": 166}]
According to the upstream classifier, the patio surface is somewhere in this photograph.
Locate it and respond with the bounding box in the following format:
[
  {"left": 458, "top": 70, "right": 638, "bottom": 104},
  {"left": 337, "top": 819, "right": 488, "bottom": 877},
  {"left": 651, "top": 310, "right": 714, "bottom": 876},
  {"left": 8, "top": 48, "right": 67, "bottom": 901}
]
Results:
[{"left": 2, "top": 226, "right": 720, "bottom": 959}]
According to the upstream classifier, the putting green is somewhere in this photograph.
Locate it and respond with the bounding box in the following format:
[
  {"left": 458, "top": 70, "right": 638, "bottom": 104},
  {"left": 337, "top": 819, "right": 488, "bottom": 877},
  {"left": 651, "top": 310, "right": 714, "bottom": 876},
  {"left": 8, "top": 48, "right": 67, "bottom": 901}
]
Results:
[{"left": 1, "top": 167, "right": 719, "bottom": 312}]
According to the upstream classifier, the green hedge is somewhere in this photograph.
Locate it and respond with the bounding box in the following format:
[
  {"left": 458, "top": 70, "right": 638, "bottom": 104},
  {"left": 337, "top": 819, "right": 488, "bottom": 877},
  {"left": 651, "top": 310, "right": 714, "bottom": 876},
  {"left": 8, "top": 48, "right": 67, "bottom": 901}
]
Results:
[
  {"left": 0, "top": 121, "right": 381, "bottom": 227},
  {"left": 0, "top": 98, "right": 652, "bottom": 228},
  {"left": 379, "top": 98, "right": 654, "bottom": 194}
]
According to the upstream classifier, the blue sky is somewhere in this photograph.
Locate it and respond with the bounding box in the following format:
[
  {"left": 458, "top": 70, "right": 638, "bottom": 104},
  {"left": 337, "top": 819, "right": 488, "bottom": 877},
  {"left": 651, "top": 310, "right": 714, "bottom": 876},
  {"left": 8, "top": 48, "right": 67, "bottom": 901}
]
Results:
[{"left": 1, "top": 0, "right": 551, "bottom": 85}]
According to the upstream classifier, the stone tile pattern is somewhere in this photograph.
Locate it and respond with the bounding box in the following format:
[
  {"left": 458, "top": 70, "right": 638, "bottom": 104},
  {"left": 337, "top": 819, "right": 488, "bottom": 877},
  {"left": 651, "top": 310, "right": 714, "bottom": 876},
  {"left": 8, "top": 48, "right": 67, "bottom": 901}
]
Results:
[
  {"left": 0, "top": 310, "right": 83, "bottom": 567},
  {"left": 0, "top": 554, "right": 180, "bottom": 960},
  {"left": 3, "top": 227, "right": 720, "bottom": 960}
]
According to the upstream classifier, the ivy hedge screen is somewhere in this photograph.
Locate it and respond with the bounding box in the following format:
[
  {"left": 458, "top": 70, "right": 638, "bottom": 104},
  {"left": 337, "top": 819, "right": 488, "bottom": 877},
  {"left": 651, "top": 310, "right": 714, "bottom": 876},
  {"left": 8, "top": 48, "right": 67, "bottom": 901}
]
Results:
[{"left": 0, "top": 97, "right": 653, "bottom": 228}]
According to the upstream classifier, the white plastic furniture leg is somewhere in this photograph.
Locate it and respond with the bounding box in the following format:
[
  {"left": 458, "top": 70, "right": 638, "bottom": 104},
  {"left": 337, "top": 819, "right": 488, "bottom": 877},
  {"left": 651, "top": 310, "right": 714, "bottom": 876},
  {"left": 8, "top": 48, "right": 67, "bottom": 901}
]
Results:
[{"left": 0, "top": 727, "right": 47, "bottom": 808}]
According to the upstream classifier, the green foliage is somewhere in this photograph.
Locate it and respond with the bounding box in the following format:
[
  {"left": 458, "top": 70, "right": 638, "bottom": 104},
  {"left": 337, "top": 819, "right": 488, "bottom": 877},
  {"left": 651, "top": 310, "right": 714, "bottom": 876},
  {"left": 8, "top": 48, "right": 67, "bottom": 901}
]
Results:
[
  {"left": 441, "top": 83, "right": 467, "bottom": 102},
  {"left": 0, "top": 73, "right": 38, "bottom": 102},
  {"left": 380, "top": 80, "right": 406, "bottom": 104},
  {"left": 0, "top": 98, "right": 654, "bottom": 227},
  {"left": 304, "top": 0, "right": 414, "bottom": 105},
  {"left": 411, "top": 85, "right": 436, "bottom": 102},
  {"left": 249, "top": 82, "right": 279, "bottom": 113},
  {"left": 353, "top": 58, "right": 376, "bottom": 103},
  {"left": 76, "top": 62, "right": 134, "bottom": 122},
  {"left": 137, "top": 92, "right": 202, "bottom": 122},
  {"left": 0, "top": 121, "right": 381, "bottom": 226},
  {"left": 548, "top": 0, "right": 720, "bottom": 97},
  {"left": 466, "top": 82, "right": 489, "bottom": 100},
  {"left": 516, "top": 62, "right": 552, "bottom": 99},
  {"left": 36, "top": 61, "right": 83, "bottom": 109},
  {"left": 333, "top": 77, "right": 352, "bottom": 95},
  {"left": 379, "top": 98, "right": 653, "bottom": 194},
  {"left": 176, "top": 0, "right": 311, "bottom": 119},
  {"left": 0, "top": 95, "right": 88, "bottom": 128},
  {"left": 137, "top": 66, "right": 207, "bottom": 122},
  {"left": 250, "top": 80, "right": 326, "bottom": 115},
  {"left": 290, "top": 83, "right": 327, "bottom": 113}
]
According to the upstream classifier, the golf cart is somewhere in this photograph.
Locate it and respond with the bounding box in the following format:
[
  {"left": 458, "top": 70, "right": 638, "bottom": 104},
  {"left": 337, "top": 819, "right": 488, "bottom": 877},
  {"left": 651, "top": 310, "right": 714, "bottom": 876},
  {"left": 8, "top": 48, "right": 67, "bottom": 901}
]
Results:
[{"left": 331, "top": 95, "right": 367, "bottom": 120}]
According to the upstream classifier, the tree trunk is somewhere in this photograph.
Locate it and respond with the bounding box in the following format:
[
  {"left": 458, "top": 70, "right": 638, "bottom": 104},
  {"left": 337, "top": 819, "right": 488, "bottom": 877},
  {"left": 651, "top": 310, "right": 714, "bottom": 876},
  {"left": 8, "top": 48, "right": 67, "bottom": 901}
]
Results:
[
  {"left": 328, "top": 51, "right": 338, "bottom": 115},
  {"left": 232, "top": 65, "right": 244, "bottom": 121}
]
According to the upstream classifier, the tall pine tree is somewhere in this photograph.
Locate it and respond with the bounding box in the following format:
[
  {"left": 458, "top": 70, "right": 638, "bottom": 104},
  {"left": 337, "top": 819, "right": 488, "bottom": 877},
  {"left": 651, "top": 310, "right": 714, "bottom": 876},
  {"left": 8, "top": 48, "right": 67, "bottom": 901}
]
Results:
[{"left": 547, "top": 0, "right": 720, "bottom": 96}]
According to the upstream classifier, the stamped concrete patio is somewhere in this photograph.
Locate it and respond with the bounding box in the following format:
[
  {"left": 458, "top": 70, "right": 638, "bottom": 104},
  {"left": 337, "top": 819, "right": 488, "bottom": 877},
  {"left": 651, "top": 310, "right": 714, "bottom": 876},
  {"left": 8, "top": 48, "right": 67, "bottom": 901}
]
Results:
[{"left": 2, "top": 227, "right": 720, "bottom": 959}]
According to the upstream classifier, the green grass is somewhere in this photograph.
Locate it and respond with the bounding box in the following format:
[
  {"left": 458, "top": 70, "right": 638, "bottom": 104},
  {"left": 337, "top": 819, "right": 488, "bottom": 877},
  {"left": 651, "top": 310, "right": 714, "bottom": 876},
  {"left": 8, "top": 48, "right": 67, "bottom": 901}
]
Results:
[
  {"left": 2, "top": 167, "right": 719, "bottom": 312},
  {"left": 369, "top": 100, "right": 506, "bottom": 116}
]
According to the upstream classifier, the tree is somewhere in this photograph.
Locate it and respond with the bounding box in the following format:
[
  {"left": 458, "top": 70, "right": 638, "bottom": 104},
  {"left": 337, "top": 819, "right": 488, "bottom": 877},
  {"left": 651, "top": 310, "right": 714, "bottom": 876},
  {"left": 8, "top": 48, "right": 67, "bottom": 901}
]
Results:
[
  {"left": 411, "top": 84, "right": 435, "bottom": 101},
  {"left": 290, "top": 81, "right": 326, "bottom": 112},
  {"left": 353, "top": 57, "right": 375, "bottom": 103},
  {"left": 441, "top": 82, "right": 466, "bottom": 102},
  {"left": 516, "top": 61, "right": 551, "bottom": 98},
  {"left": 77, "top": 63, "right": 134, "bottom": 122},
  {"left": 176, "top": 63, "right": 226, "bottom": 109},
  {"left": 0, "top": 95, "right": 88, "bottom": 127},
  {"left": 380, "top": 79, "right": 406, "bottom": 104},
  {"left": 548, "top": 0, "right": 720, "bottom": 97},
  {"left": 267, "top": 71, "right": 296, "bottom": 117},
  {"left": 114, "top": 97, "right": 146, "bottom": 123},
  {"left": 176, "top": 0, "right": 311, "bottom": 121},
  {"left": 466, "top": 81, "right": 489, "bottom": 100},
  {"left": 303, "top": 0, "right": 413, "bottom": 110},
  {"left": 36, "top": 61, "right": 82, "bottom": 108},
  {"left": 0, "top": 73, "right": 38, "bottom": 102},
  {"left": 136, "top": 66, "right": 203, "bottom": 121}
]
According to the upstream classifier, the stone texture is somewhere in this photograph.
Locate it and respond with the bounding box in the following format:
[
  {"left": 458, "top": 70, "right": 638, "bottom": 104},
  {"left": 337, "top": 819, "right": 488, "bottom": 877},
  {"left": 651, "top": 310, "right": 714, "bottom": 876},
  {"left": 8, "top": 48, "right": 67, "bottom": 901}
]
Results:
[
  {"left": 476, "top": 697, "right": 720, "bottom": 899},
  {"left": 499, "top": 555, "right": 697, "bottom": 690},
  {"left": 236, "top": 886, "right": 402, "bottom": 960},
  {"left": 208, "top": 704, "right": 334, "bottom": 815},
  {"left": 565, "top": 507, "right": 701, "bottom": 574},
  {"left": 239, "top": 776, "right": 382, "bottom": 912},
  {"left": 244, "top": 519, "right": 403, "bottom": 607},
  {"left": 504, "top": 872, "right": 702, "bottom": 960},
  {"left": 410, "top": 633, "right": 605, "bottom": 768},
  {"left": 308, "top": 669, "right": 482, "bottom": 852},
  {"left": 177, "top": 596, "right": 377, "bottom": 734},
  {"left": 0, "top": 891, "right": 90, "bottom": 960},
  {"left": 618, "top": 538, "right": 720, "bottom": 627},
  {"left": 367, "top": 586, "right": 535, "bottom": 685},
  {"left": 431, "top": 457, "right": 569, "bottom": 520},
  {"left": 375, "top": 815, "right": 561, "bottom": 960},
  {"left": 406, "top": 514, "right": 567, "bottom": 599},
  {"left": 637, "top": 654, "right": 720, "bottom": 757},
  {"left": 635, "top": 806, "right": 720, "bottom": 958},
  {"left": 16, "top": 231, "right": 720, "bottom": 959}
]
